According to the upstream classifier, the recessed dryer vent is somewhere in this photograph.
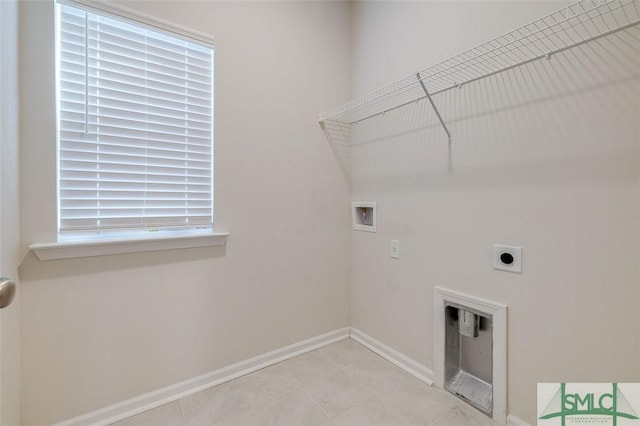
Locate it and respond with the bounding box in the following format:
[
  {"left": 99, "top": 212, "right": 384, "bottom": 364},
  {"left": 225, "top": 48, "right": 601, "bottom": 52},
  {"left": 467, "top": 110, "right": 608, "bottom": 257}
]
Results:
[
  {"left": 434, "top": 287, "right": 507, "bottom": 424},
  {"left": 352, "top": 201, "right": 376, "bottom": 232}
]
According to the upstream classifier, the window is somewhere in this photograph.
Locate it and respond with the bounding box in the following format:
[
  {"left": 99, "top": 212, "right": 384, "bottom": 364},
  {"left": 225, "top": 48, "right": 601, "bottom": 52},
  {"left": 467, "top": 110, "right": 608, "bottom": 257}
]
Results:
[{"left": 56, "top": 1, "right": 214, "bottom": 240}]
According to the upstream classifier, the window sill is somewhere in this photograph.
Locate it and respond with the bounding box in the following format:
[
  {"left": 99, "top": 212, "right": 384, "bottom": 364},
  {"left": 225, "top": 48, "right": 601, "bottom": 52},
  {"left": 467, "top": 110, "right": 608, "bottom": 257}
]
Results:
[{"left": 29, "top": 232, "right": 229, "bottom": 261}]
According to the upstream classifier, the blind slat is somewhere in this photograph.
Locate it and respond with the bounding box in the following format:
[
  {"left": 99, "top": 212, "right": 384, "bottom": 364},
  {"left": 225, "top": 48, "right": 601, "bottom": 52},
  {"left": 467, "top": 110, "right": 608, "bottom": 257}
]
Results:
[{"left": 58, "top": 3, "right": 214, "bottom": 234}]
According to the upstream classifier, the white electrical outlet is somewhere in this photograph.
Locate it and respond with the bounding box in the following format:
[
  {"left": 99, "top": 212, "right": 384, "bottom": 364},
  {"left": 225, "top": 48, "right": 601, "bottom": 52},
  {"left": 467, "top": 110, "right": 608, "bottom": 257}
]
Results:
[
  {"left": 390, "top": 240, "right": 400, "bottom": 259},
  {"left": 493, "top": 244, "right": 522, "bottom": 273}
]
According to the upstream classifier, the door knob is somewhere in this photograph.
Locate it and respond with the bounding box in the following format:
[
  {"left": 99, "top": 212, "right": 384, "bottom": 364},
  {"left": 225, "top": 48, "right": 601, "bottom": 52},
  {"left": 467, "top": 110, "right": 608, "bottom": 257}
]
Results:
[{"left": 0, "top": 278, "right": 16, "bottom": 309}]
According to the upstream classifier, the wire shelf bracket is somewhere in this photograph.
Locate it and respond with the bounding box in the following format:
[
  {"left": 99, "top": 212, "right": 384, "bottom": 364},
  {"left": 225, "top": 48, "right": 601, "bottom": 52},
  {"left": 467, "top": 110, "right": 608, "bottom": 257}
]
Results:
[
  {"left": 318, "top": 0, "right": 640, "bottom": 145},
  {"left": 416, "top": 72, "right": 452, "bottom": 144}
]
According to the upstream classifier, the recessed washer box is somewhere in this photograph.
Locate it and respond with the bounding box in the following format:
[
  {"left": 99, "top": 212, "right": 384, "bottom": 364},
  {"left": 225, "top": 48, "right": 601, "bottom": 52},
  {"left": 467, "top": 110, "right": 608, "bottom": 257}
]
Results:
[{"left": 352, "top": 201, "right": 376, "bottom": 232}]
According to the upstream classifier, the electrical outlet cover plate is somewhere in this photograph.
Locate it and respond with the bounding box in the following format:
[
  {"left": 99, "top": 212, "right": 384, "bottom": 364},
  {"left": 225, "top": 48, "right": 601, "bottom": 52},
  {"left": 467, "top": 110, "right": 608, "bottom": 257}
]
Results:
[
  {"left": 390, "top": 239, "right": 400, "bottom": 259},
  {"left": 493, "top": 244, "right": 522, "bottom": 274}
]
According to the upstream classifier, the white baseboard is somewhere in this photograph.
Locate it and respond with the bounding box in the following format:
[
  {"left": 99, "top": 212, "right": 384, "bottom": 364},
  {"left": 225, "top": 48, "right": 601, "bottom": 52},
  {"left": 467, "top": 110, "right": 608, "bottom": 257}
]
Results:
[
  {"left": 507, "top": 414, "right": 532, "bottom": 426},
  {"left": 349, "top": 327, "right": 434, "bottom": 385},
  {"left": 52, "top": 327, "right": 350, "bottom": 426}
]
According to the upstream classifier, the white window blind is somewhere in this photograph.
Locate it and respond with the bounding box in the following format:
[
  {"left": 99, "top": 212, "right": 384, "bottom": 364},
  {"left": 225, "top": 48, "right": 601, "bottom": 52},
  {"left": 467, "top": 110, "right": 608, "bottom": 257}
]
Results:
[{"left": 57, "top": 2, "right": 213, "bottom": 236}]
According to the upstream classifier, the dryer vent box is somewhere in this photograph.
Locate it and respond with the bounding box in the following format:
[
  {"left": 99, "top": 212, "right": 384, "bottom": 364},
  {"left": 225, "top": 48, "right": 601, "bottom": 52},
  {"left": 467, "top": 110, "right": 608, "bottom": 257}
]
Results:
[{"left": 352, "top": 201, "right": 376, "bottom": 232}]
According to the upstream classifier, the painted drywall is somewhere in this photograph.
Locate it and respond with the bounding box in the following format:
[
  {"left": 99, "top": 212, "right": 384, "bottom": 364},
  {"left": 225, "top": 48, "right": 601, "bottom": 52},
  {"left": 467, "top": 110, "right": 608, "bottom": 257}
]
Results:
[
  {"left": 19, "top": 1, "right": 351, "bottom": 424},
  {"left": 0, "top": 0, "right": 21, "bottom": 424},
  {"left": 348, "top": 2, "right": 640, "bottom": 424}
]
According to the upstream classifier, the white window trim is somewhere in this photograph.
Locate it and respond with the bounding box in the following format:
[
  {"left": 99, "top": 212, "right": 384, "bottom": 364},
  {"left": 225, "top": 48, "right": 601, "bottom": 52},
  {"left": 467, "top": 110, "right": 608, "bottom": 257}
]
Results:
[
  {"left": 30, "top": 231, "right": 229, "bottom": 260},
  {"left": 28, "top": 0, "right": 226, "bottom": 261}
]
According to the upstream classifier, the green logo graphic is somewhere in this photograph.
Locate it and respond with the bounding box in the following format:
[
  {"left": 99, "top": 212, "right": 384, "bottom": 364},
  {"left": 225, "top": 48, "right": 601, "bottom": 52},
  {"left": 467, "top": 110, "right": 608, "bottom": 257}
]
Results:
[{"left": 539, "top": 383, "right": 639, "bottom": 425}]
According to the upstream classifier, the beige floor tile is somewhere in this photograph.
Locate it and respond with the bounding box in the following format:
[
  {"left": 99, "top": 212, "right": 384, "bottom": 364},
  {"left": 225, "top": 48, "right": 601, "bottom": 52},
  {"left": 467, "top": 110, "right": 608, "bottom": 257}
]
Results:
[
  {"left": 218, "top": 405, "right": 338, "bottom": 426},
  {"left": 431, "top": 405, "right": 496, "bottom": 426},
  {"left": 270, "top": 350, "right": 343, "bottom": 385},
  {"left": 301, "top": 368, "right": 384, "bottom": 419},
  {"left": 109, "top": 401, "right": 185, "bottom": 426},
  {"left": 234, "top": 363, "right": 302, "bottom": 398},
  {"left": 181, "top": 379, "right": 276, "bottom": 426},
  {"left": 343, "top": 353, "right": 423, "bottom": 390},
  {"left": 331, "top": 403, "right": 413, "bottom": 426},
  {"left": 386, "top": 386, "right": 459, "bottom": 426},
  {"left": 212, "top": 406, "right": 264, "bottom": 426},
  {"left": 318, "top": 338, "right": 380, "bottom": 369},
  {"left": 344, "top": 356, "right": 457, "bottom": 425},
  {"left": 254, "top": 388, "right": 331, "bottom": 426}
]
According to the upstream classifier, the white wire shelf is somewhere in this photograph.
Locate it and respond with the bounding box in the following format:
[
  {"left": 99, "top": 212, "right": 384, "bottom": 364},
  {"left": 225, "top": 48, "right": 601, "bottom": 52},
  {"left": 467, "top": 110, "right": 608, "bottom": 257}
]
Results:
[{"left": 318, "top": 0, "right": 640, "bottom": 141}]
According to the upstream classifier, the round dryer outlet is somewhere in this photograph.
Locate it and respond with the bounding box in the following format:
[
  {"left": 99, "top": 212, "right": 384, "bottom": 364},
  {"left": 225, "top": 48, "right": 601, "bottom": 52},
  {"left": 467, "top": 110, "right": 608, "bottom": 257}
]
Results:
[{"left": 493, "top": 244, "right": 522, "bottom": 274}]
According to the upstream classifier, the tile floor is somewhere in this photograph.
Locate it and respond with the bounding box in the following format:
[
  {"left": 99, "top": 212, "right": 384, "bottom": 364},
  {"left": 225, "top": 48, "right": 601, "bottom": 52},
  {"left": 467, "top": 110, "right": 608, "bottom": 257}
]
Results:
[{"left": 111, "top": 338, "right": 496, "bottom": 426}]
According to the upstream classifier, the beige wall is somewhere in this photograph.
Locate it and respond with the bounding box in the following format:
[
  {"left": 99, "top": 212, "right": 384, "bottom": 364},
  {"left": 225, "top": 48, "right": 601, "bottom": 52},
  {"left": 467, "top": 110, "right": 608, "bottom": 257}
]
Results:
[
  {"left": 19, "top": 1, "right": 351, "bottom": 424},
  {"left": 349, "top": 1, "right": 640, "bottom": 424}
]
